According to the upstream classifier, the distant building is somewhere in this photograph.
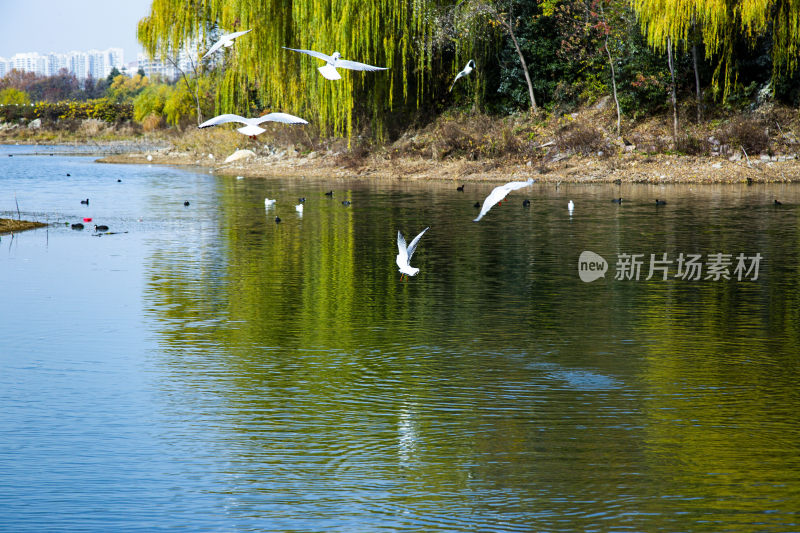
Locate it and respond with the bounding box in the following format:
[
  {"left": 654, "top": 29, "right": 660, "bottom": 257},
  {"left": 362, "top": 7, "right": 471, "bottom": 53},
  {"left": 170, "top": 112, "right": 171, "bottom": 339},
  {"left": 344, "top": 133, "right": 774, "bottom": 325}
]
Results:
[
  {"left": 136, "top": 50, "right": 196, "bottom": 82},
  {"left": 47, "top": 53, "right": 69, "bottom": 76},
  {"left": 0, "top": 57, "right": 11, "bottom": 77},
  {"left": 0, "top": 48, "right": 125, "bottom": 79}
]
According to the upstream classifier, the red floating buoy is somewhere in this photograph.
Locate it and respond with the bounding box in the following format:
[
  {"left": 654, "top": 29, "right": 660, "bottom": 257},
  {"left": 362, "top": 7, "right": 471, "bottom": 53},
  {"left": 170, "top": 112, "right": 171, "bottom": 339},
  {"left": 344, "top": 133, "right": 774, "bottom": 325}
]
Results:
[{"left": 83, "top": 217, "right": 92, "bottom": 222}]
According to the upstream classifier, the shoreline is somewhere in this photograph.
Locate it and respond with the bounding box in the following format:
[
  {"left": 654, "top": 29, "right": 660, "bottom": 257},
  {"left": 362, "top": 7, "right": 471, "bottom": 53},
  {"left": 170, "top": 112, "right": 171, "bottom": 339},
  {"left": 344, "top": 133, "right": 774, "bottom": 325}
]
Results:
[
  {"left": 97, "top": 149, "right": 800, "bottom": 184},
  {"left": 0, "top": 218, "right": 48, "bottom": 234}
]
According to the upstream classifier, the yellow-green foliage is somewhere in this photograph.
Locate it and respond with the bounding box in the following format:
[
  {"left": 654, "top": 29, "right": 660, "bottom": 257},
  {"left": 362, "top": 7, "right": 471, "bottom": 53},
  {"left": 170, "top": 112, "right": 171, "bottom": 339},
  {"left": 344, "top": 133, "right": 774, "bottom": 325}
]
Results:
[
  {"left": 133, "top": 84, "right": 173, "bottom": 122},
  {"left": 35, "top": 99, "right": 133, "bottom": 123},
  {"left": 107, "top": 73, "right": 150, "bottom": 102},
  {"left": 631, "top": 0, "right": 800, "bottom": 98},
  {"left": 163, "top": 82, "right": 196, "bottom": 126},
  {"left": 0, "top": 87, "right": 31, "bottom": 105},
  {"left": 137, "top": 0, "right": 459, "bottom": 141}
]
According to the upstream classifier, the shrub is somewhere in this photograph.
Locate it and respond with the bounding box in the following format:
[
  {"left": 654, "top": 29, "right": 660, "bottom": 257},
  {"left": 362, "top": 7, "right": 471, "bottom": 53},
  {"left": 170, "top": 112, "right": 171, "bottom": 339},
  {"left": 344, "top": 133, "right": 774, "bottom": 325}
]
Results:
[
  {"left": 724, "top": 117, "right": 770, "bottom": 154},
  {"left": 556, "top": 121, "right": 608, "bottom": 155},
  {"left": 142, "top": 113, "right": 164, "bottom": 132}
]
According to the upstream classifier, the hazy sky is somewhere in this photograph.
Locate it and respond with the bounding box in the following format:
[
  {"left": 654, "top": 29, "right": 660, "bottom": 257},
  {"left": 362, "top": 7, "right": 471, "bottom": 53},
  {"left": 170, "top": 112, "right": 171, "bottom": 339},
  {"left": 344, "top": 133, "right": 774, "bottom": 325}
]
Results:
[{"left": 0, "top": 0, "right": 153, "bottom": 61}]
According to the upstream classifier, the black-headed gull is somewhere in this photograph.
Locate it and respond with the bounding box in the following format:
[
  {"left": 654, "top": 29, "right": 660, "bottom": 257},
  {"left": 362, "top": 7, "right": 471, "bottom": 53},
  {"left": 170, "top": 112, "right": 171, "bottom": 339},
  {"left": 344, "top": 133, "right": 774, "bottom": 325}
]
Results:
[
  {"left": 449, "top": 60, "right": 475, "bottom": 92},
  {"left": 202, "top": 29, "right": 252, "bottom": 59},
  {"left": 396, "top": 227, "right": 429, "bottom": 280},
  {"left": 199, "top": 112, "right": 308, "bottom": 137},
  {"left": 282, "top": 47, "right": 388, "bottom": 80},
  {"left": 473, "top": 178, "right": 535, "bottom": 222}
]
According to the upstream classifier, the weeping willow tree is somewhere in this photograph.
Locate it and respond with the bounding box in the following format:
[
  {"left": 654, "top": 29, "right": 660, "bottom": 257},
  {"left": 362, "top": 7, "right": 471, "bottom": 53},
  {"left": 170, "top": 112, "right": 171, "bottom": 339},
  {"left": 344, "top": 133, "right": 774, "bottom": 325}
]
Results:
[
  {"left": 138, "top": 0, "right": 478, "bottom": 142},
  {"left": 631, "top": 0, "right": 800, "bottom": 101}
]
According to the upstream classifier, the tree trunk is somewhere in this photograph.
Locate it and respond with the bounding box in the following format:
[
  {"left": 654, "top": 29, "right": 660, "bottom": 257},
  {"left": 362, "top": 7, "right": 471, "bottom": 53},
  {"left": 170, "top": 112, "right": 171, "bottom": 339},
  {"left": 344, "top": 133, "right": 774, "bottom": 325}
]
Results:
[
  {"left": 168, "top": 54, "right": 203, "bottom": 126},
  {"left": 501, "top": 16, "right": 537, "bottom": 113},
  {"left": 604, "top": 38, "right": 621, "bottom": 137},
  {"left": 692, "top": 43, "right": 702, "bottom": 122},
  {"left": 599, "top": 2, "right": 620, "bottom": 137},
  {"left": 667, "top": 37, "right": 678, "bottom": 145}
]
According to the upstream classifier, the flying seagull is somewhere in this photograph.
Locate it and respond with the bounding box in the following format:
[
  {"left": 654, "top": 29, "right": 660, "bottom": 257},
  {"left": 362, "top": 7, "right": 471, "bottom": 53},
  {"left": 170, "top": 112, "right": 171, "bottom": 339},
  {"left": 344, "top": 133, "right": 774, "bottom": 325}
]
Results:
[
  {"left": 202, "top": 29, "right": 252, "bottom": 59},
  {"left": 473, "top": 178, "right": 535, "bottom": 222},
  {"left": 450, "top": 59, "right": 475, "bottom": 92},
  {"left": 199, "top": 113, "right": 308, "bottom": 138},
  {"left": 282, "top": 47, "right": 388, "bottom": 80},
  {"left": 396, "top": 227, "right": 429, "bottom": 280}
]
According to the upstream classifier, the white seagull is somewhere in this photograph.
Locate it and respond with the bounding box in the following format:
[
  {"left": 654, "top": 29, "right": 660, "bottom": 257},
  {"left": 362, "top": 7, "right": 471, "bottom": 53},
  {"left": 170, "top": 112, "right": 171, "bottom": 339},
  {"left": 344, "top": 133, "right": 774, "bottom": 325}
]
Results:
[
  {"left": 449, "top": 59, "right": 475, "bottom": 92},
  {"left": 396, "top": 227, "right": 429, "bottom": 280},
  {"left": 265, "top": 198, "right": 276, "bottom": 211},
  {"left": 568, "top": 200, "right": 574, "bottom": 215},
  {"left": 199, "top": 112, "right": 308, "bottom": 138},
  {"left": 282, "top": 47, "right": 388, "bottom": 80},
  {"left": 295, "top": 204, "right": 304, "bottom": 214},
  {"left": 202, "top": 29, "right": 252, "bottom": 59},
  {"left": 473, "top": 178, "right": 536, "bottom": 222}
]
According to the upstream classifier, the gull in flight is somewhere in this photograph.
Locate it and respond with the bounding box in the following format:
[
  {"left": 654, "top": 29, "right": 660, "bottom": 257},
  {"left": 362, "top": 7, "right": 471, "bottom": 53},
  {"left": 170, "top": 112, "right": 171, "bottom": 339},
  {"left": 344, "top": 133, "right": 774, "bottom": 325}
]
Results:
[
  {"left": 450, "top": 60, "right": 475, "bottom": 92},
  {"left": 473, "top": 178, "right": 535, "bottom": 222},
  {"left": 396, "top": 227, "right": 429, "bottom": 281},
  {"left": 282, "top": 47, "right": 388, "bottom": 80},
  {"left": 202, "top": 29, "right": 252, "bottom": 59},
  {"left": 199, "top": 112, "right": 308, "bottom": 138}
]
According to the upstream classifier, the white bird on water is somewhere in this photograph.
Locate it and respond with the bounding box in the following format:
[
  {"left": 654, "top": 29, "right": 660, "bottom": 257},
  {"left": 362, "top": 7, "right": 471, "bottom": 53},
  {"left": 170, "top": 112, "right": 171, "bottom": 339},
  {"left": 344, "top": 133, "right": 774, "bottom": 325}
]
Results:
[
  {"left": 265, "top": 198, "right": 276, "bottom": 211},
  {"left": 282, "top": 47, "right": 388, "bottom": 80},
  {"left": 568, "top": 200, "right": 574, "bottom": 215},
  {"left": 473, "top": 178, "right": 536, "bottom": 222},
  {"left": 295, "top": 204, "right": 304, "bottom": 215},
  {"left": 199, "top": 112, "right": 308, "bottom": 138},
  {"left": 202, "top": 29, "right": 252, "bottom": 59},
  {"left": 396, "top": 227, "right": 429, "bottom": 280},
  {"left": 450, "top": 59, "right": 475, "bottom": 92}
]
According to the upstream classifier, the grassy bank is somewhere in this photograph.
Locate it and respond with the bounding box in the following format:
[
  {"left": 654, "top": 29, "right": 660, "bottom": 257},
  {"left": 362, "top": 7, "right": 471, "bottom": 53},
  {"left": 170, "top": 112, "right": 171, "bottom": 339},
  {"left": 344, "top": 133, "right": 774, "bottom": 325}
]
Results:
[{"left": 0, "top": 218, "right": 47, "bottom": 234}]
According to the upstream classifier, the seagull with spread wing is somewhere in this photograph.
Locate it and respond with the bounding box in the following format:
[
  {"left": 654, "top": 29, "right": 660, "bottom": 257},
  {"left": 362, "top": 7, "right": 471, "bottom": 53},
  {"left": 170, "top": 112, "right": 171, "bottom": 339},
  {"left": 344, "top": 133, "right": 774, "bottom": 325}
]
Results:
[
  {"left": 450, "top": 60, "right": 475, "bottom": 92},
  {"left": 282, "top": 47, "right": 388, "bottom": 80},
  {"left": 473, "top": 178, "right": 536, "bottom": 222},
  {"left": 202, "top": 29, "right": 252, "bottom": 59},
  {"left": 396, "top": 227, "right": 430, "bottom": 281},
  {"left": 198, "top": 112, "right": 308, "bottom": 138}
]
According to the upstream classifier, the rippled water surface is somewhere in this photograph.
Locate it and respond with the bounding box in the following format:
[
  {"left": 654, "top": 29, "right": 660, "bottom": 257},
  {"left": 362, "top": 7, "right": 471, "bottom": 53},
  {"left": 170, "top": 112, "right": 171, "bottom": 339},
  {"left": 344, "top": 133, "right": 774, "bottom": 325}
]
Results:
[{"left": 2, "top": 144, "right": 800, "bottom": 531}]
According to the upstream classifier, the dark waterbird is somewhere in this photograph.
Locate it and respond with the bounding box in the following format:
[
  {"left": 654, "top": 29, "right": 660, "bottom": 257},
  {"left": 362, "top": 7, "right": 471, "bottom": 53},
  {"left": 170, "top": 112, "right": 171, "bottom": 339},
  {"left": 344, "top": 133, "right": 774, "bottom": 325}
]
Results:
[
  {"left": 324, "top": 191, "right": 334, "bottom": 197},
  {"left": 298, "top": 197, "right": 306, "bottom": 203},
  {"left": 71, "top": 223, "right": 84, "bottom": 230},
  {"left": 457, "top": 184, "right": 464, "bottom": 191},
  {"left": 655, "top": 199, "right": 667, "bottom": 205},
  {"left": 80, "top": 198, "right": 89, "bottom": 205},
  {"left": 774, "top": 199, "right": 783, "bottom": 206},
  {"left": 522, "top": 199, "right": 531, "bottom": 207},
  {"left": 473, "top": 202, "right": 481, "bottom": 208},
  {"left": 66, "top": 173, "right": 70, "bottom": 176},
  {"left": 275, "top": 216, "right": 281, "bottom": 223},
  {"left": 612, "top": 197, "right": 623, "bottom": 204},
  {"left": 184, "top": 201, "right": 190, "bottom": 206},
  {"left": 342, "top": 200, "right": 351, "bottom": 206},
  {"left": 94, "top": 224, "right": 109, "bottom": 232}
]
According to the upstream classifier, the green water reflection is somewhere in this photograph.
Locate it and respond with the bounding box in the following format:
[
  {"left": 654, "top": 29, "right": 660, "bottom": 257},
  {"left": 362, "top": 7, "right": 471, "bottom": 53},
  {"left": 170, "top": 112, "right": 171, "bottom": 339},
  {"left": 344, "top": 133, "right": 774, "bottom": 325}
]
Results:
[{"left": 145, "top": 178, "right": 800, "bottom": 531}]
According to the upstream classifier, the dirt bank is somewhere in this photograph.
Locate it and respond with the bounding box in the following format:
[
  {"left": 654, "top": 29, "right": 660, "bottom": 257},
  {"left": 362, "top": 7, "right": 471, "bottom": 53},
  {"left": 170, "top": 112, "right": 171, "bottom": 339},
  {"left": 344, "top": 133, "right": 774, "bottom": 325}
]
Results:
[{"left": 99, "top": 148, "right": 800, "bottom": 184}]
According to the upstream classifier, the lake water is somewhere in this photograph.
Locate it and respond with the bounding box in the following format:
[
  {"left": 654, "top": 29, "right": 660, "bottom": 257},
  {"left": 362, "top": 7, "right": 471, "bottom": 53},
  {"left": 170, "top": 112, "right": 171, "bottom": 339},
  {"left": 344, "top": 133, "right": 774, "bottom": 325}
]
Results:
[{"left": 2, "top": 144, "right": 800, "bottom": 531}]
